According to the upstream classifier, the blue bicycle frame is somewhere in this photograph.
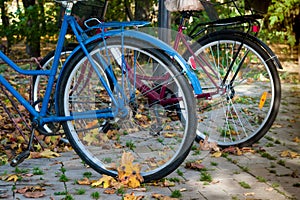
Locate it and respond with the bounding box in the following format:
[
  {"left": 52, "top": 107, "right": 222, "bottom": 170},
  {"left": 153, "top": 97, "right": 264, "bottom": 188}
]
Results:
[{"left": 0, "top": 1, "right": 202, "bottom": 128}]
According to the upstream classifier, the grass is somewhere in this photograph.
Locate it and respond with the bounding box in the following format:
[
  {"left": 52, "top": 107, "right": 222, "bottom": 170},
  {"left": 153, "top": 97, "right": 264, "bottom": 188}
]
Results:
[
  {"left": 14, "top": 167, "right": 29, "bottom": 174},
  {"left": 168, "top": 177, "right": 181, "bottom": 182},
  {"left": 260, "top": 152, "right": 277, "bottom": 160},
  {"left": 176, "top": 169, "right": 183, "bottom": 177},
  {"left": 91, "top": 191, "right": 100, "bottom": 199},
  {"left": 126, "top": 140, "right": 136, "bottom": 150},
  {"left": 277, "top": 159, "right": 285, "bottom": 166},
  {"left": 83, "top": 171, "right": 92, "bottom": 178},
  {"left": 171, "top": 190, "right": 182, "bottom": 198},
  {"left": 75, "top": 188, "right": 86, "bottom": 195},
  {"left": 257, "top": 176, "right": 266, "bottom": 182},
  {"left": 240, "top": 166, "right": 249, "bottom": 172},
  {"left": 200, "top": 171, "right": 212, "bottom": 182},
  {"left": 116, "top": 186, "right": 126, "bottom": 195},
  {"left": 33, "top": 167, "right": 44, "bottom": 175},
  {"left": 54, "top": 191, "right": 68, "bottom": 195},
  {"left": 239, "top": 181, "right": 251, "bottom": 189},
  {"left": 59, "top": 174, "right": 69, "bottom": 182}
]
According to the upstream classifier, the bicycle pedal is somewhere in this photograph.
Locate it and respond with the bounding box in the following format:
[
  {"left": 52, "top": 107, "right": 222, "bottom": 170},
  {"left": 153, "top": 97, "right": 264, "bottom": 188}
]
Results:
[{"left": 10, "top": 150, "right": 30, "bottom": 167}]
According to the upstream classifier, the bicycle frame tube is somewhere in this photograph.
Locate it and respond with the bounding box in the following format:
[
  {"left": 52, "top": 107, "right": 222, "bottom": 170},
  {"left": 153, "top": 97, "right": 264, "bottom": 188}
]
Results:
[
  {"left": 0, "top": 5, "right": 118, "bottom": 126},
  {"left": 174, "top": 24, "right": 220, "bottom": 97},
  {"left": 120, "top": 30, "right": 203, "bottom": 94}
]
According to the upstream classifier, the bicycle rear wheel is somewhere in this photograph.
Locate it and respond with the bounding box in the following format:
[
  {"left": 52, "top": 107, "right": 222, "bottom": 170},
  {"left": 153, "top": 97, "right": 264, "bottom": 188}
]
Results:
[
  {"left": 187, "top": 30, "right": 281, "bottom": 147},
  {"left": 57, "top": 36, "right": 197, "bottom": 182}
]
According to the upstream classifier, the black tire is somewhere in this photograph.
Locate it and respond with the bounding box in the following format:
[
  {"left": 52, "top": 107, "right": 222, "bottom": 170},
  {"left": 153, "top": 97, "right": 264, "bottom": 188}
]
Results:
[
  {"left": 186, "top": 30, "right": 281, "bottom": 147},
  {"left": 57, "top": 36, "right": 197, "bottom": 182}
]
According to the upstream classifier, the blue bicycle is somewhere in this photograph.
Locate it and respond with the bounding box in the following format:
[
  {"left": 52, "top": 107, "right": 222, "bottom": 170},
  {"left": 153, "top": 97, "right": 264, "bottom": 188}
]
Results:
[{"left": 0, "top": 0, "right": 201, "bottom": 182}]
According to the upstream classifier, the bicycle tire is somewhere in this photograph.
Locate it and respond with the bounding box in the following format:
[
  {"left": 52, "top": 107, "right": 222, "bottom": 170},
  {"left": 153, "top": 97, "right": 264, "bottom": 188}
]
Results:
[
  {"left": 186, "top": 30, "right": 281, "bottom": 147},
  {"left": 57, "top": 36, "right": 197, "bottom": 182}
]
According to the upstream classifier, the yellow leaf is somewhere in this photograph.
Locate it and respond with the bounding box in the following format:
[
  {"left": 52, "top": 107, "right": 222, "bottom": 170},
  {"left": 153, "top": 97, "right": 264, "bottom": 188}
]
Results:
[
  {"left": 40, "top": 149, "right": 60, "bottom": 158},
  {"left": 123, "top": 192, "right": 144, "bottom": 200},
  {"left": 280, "top": 150, "right": 299, "bottom": 158},
  {"left": 236, "top": 147, "right": 243, "bottom": 156},
  {"left": 293, "top": 137, "right": 300, "bottom": 143},
  {"left": 6, "top": 174, "right": 19, "bottom": 182},
  {"left": 163, "top": 179, "right": 175, "bottom": 187},
  {"left": 211, "top": 151, "right": 222, "bottom": 158},
  {"left": 117, "top": 152, "right": 144, "bottom": 188},
  {"left": 91, "top": 175, "right": 116, "bottom": 188}
]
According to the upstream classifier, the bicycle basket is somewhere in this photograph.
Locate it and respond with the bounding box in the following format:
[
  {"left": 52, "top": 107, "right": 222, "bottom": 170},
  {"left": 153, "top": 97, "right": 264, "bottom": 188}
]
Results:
[
  {"left": 72, "top": 0, "right": 107, "bottom": 20},
  {"left": 244, "top": 0, "right": 271, "bottom": 14}
]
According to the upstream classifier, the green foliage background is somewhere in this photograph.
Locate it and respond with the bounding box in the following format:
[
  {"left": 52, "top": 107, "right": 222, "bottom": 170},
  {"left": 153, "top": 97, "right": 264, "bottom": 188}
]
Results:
[{"left": 0, "top": 0, "right": 299, "bottom": 57}]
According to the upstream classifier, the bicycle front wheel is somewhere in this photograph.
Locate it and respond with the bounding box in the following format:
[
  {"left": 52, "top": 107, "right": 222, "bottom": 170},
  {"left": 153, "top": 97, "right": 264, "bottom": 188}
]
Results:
[
  {"left": 57, "top": 36, "right": 197, "bottom": 182},
  {"left": 188, "top": 30, "right": 281, "bottom": 147}
]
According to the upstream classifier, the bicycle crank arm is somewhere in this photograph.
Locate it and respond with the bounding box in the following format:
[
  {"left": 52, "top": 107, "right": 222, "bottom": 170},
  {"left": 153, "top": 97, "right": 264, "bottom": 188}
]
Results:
[{"left": 10, "top": 150, "right": 30, "bottom": 167}]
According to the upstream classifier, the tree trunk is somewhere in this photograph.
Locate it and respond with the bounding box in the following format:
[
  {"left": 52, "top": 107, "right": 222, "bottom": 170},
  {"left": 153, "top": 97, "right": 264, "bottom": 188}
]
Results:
[
  {"left": 0, "top": 0, "right": 11, "bottom": 52},
  {"left": 135, "top": 0, "right": 151, "bottom": 21},
  {"left": 22, "top": 0, "right": 41, "bottom": 57}
]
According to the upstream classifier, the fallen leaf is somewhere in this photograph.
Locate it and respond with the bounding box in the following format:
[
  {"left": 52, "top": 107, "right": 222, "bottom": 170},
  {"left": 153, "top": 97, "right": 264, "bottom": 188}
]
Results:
[
  {"left": 152, "top": 193, "right": 165, "bottom": 199},
  {"left": 199, "top": 136, "right": 220, "bottom": 152},
  {"left": 117, "top": 152, "right": 144, "bottom": 188},
  {"left": 123, "top": 192, "right": 144, "bottom": 200},
  {"left": 211, "top": 151, "right": 222, "bottom": 158},
  {"left": 163, "top": 132, "right": 177, "bottom": 138},
  {"left": 236, "top": 147, "right": 243, "bottom": 156},
  {"left": 23, "top": 191, "right": 45, "bottom": 198},
  {"left": 77, "top": 177, "right": 91, "bottom": 185},
  {"left": 185, "top": 160, "right": 205, "bottom": 170},
  {"left": 241, "top": 147, "right": 256, "bottom": 154},
  {"left": 293, "top": 137, "right": 300, "bottom": 143},
  {"left": 85, "top": 120, "right": 98, "bottom": 129},
  {"left": 244, "top": 192, "right": 255, "bottom": 196},
  {"left": 265, "top": 187, "right": 274, "bottom": 191},
  {"left": 6, "top": 174, "right": 19, "bottom": 182},
  {"left": 30, "top": 149, "right": 60, "bottom": 159},
  {"left": 151, "top": 193, "right": 179, "bottom": 200},
  {"left": 40, "top": 149, "right": 60, "bottom": 158},
  {"left": 280, "top": 150, "right": 299, "bottom": 158},
  {"left": 103, "top": 188, "right": 116, "bottom": 194},
  {"left": 132, "top": 187, "right": 147, "bottom": 192},
  {"left": 16, "top": 186, "right": 45, "bottom": 194},
  {"left": 163, "top": 179, "right": 175, "bottom": 187},
  {"left": 91, "top": 175, "right": 117, "bottom": 188}
]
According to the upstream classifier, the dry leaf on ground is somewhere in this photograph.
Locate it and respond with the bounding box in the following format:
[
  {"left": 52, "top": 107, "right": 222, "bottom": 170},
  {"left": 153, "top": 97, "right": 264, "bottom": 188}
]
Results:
[
  {"left": 91, "top": 175, "right": 117, "bottom": 188},
  {"left": 77, "top": 177, "right": 91, "bottom": 185},
  {"left": 185, "top": 160, "right": 205, "bottom": 170},
  {"left": 293, "top": 137, "right": 300, "bottom": 143},
  {"left": 280, "top": 150, "right": 299, "bottom": 158},
  {"left": 117, "top": 152, "right": 144, "bottom": 188},
  {"left": 152, "top": 193, "right": 179, "bottom": 200},
  {"left": 199, "top": 136, "right": 220, "bottom": 152},
  {"left": 123, "top": 192, "right": 144, "bottom": 200},
  {"left": 30, "top": 149, "right": 60, "bottom": 159},
  {"left": 23, "top": 191, "right": 45, "bottom": 198}
]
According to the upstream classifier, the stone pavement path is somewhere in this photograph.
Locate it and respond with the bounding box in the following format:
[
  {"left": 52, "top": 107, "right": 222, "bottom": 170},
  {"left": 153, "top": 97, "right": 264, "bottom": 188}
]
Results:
[{"left": 0, "top": 75, "right": 300, "bottom": 199}]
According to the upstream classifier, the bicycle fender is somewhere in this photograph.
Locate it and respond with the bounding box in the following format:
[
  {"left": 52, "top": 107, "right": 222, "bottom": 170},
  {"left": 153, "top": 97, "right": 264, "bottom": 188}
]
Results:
[
  {"left": 231, "top": 31, "right": 283, "bottom": 69},
  {"left": 250, "top": 36, "right": 283, "bottom": 69}
]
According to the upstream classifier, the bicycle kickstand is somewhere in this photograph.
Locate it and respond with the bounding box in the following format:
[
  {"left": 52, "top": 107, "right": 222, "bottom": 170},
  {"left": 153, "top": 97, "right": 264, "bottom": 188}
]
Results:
[{"left": 10, "top": 127, "right": 36, "bottom": 167}]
